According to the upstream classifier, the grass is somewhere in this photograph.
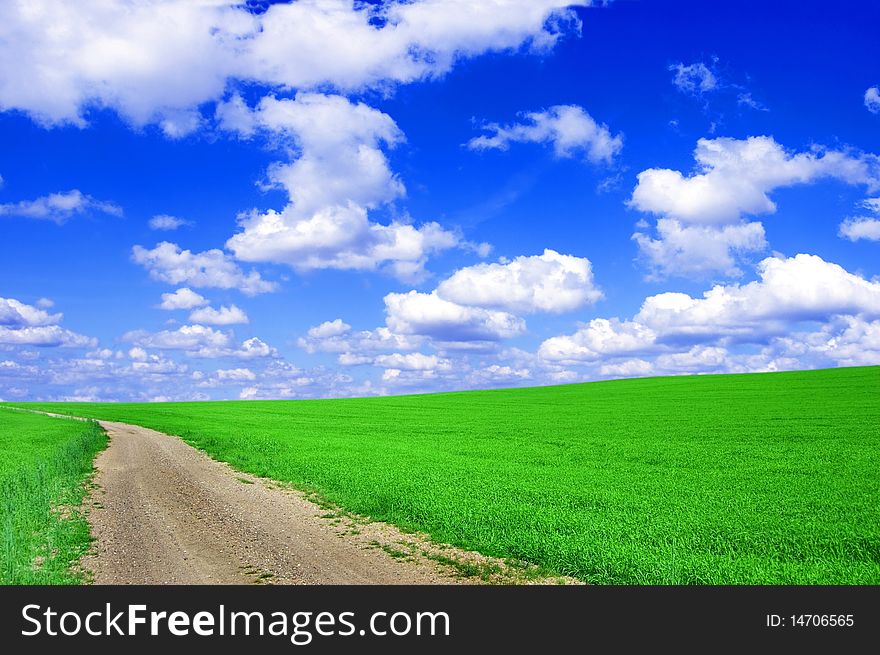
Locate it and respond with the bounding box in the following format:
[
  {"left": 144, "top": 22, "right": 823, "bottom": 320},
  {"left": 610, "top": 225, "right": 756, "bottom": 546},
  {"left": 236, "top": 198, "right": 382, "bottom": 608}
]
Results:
[
  {"left": 5, "top": 366, "right": 879, "bottom": 584},
  {"left": 0, "top": 410, "right": 107, "bottom": 584}
]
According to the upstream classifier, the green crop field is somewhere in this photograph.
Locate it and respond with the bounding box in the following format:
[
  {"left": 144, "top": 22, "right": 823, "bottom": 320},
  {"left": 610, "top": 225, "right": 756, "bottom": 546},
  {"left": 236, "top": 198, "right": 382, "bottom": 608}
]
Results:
[
  {"left": 5, "top": 366, "right": 879, "bottom": 584},
  {"left": 0, "top": 410, "right": 106, "bottom": 584}
]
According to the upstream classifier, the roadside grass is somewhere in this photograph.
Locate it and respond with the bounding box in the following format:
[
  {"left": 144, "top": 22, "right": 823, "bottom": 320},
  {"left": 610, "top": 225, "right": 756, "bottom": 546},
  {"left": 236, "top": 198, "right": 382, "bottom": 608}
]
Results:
[
  {"left": 0, "top": 410, "right": 106, "bottom": 584},
  {"left": 7, "top": 366, "right": 879, "bottom": 584}
]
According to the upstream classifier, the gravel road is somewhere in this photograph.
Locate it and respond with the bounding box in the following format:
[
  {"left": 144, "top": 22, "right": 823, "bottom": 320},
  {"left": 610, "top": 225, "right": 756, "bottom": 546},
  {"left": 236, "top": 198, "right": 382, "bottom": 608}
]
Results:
[{"left": 83, "top": 420, "right": 467, "bottom": 585}]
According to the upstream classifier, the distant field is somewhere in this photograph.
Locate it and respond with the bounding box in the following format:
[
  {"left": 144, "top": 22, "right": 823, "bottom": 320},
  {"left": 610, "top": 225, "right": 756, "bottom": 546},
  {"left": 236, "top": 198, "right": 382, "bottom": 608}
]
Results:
[
  {"left": 0, "top": 410, "right": 106, "bottom": 584},
  {"left": 7, "top": 366, "right": 879, "bottom": 584}
]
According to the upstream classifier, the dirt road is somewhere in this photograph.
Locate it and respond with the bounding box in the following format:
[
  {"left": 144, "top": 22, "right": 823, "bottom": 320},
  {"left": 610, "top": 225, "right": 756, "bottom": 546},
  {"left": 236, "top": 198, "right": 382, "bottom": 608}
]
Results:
[{"left": 83, "top": 420, "right": 469, "bottom": 585}]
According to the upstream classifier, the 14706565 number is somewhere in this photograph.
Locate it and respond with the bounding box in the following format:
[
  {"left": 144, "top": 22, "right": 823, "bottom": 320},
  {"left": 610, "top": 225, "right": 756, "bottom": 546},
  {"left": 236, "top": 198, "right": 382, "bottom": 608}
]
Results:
[{"left": 790, "top": 615, "right": 854, "bottom": 627}]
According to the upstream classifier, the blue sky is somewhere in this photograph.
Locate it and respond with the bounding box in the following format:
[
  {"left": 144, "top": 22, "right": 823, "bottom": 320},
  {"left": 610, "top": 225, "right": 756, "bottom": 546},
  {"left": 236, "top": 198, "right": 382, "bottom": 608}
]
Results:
[{"left": 1, "top": 0, "right": 879, "bottom": 401}]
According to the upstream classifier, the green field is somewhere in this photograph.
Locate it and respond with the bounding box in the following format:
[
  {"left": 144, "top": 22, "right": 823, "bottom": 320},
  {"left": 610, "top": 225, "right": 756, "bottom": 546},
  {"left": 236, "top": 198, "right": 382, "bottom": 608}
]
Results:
[
  {"left": 0, "top": 410, "right": 106, "bottom": 584},
  {"left": 5, "top": 366, "right": 879, "bottom": 584}
]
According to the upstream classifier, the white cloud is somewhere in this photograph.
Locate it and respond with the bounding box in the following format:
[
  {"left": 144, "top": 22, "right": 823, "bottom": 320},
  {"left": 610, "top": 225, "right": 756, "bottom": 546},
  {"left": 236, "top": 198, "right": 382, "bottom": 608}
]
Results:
[
  {"left": 470, "top": 364, "right": 531, "bottom": 382},
  {"left": 866, "top": 86, "right": 880, "bottom": 114},
  {"left": 225, "top": 336, "right": 278, "bottom": 360},
  {"left": 0, "top": 0, "right": 585, "bottom": 128},
  {"left": 631, "top": 136, "right": 880, "bottom": 225},
  {"left": 635, "top": 254, "right": 880, "bottom": 338},
  {"left": 0, "top": 325, "right": 96, "bottom": 348},
  {"left": 337, "top": 353, "right": 374, "bottom": 366},
  {"left": 839, "top": 218, "right": 880, "bottom": 242},
  {"left": 149, "top": 214, "right": 193, "bottom": 231},
  {"left": 598, "top": 358, "right": 653, "bottom": 378},
  {"left": 776, "top": 316, "right": 880, "bottom": 367},
  {"left": 0, "top": 297, "right": 62, "bottom": 327},
  {"left": 221, "top": 93, "right": 460, "bottom": 283},
  {"left": 384, "top": 290, "right": 525, "bottom": 342},
  {"left": 838, "top": 197, "right": 880, "bottom": 242},
  {"left": 0, "top": 190, "right": 121, "bottom": 224},
  {"left": 737, "top": 92, "right": 768, "bottom": 112},
  {"left": 373, "top": 352, "right": 451, "bottom": 371},
  {"left": 467, "top": 105, "right": 622, "bottom": 164},
  {"left": 132, "top": 241, "right": 277, "bottom": 295},
  {"left": 230, "top": 203, "right": 459, "bottom": 283},
  {"left": 216, "top": 368, "right": 256, "bottom": 381},
  {"left": 188, "top": 304, "right": 249, "bottom": 326},
  {"left": 633, "top": 218, "right": 767, "bottom": 279},
  {"left": 0, "top": 297, "right": 95, "bottom": 348},
  {"left": 436, "top": 249, "right": 602, "bottom": 314},
  {"left": 629, "top": 136, "right": 880, "bottom": 278},
  {"left": 307, "top": 319, "right": 351, "bottom": 340},
  {"left": 35, "top": 298, "right": 54, "bottom": 309},
  {"left": 653, "top": 346, "right": 729, "bottom": 373},
  {"left": 128, "top": 347, "right": 148, "bottom": 362},
  {"left": 669, "top": 62, "right": 717, "bottom": 94},
  {"left": 173, "top": 334, "right": 276, "bottom": 360},
  {"left": 124, "top": 324, "right": 231, "bottom": 351},
  {"left": 220, "top": 93, "right": 406, "bottom": 211},
  {"left": 540, "top": 253, "right": 880, "bottom": 364},
  {"left": 539, "top": 318, "right": 657, "bottom": 363},
  {"left": 298, "top": 322, "right": 422, "bottom": 355},
  {"left": 301, "top": 249, "right": 602, "bottom": 363},
  {"left": 159, "top": 287, "right": 209, "bottom": 310}
]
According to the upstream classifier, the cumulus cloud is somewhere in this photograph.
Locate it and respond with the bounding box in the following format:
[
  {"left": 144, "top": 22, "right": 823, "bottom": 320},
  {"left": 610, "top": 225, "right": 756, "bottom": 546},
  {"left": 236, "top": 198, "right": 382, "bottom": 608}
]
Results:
[
  {"left": 230, "top": 204, "right": 460, "bottom": 283},
  {"left": 215, "top": 368, "right": 256, "bottom": 381},
  {"left": 539, "top": 253, "right": 880, "bottom": 364},
  {"left": 539, "top": 318, "right": 657, "bottom": 363},
  {"left": 219, "top": 93, "right": 406, "bottom": 209},
  {"left": 221, "top": 93, "right": 460, "bottom": 282},
  {"left": 188, "top": 304, "right": 249, "bottom": 326},
  {"left": 436, "top": 249, "right": 602, "bottom": 314},
  {"left": 2, "top": 2, "right": 585, "bottom": 288},
  {"left": 0, "top": 297, "right": 95, "bottom": 348},
  {"left": 191, "top": 336, "right": 279, "bottom": 360},
  {"left": 384, "top": 290, "right": 525, "bottom": 343},
  {"left": 0, "top": 325, "right": 96, "bottom": 348},
  {"left": 149, "top": 214, "right": 193, "bottom": 231},
  {"left": 838, "top": 197, "right": 880, "bottom": 242},
  {"left": 158, "top": 287, "right": 209, "bottom": 310},
  {"left": 0, "top": 297, "right": 62, "bottom": 327},
  {"left": 631, "top": 136, "right": 879, "bottom": 225},
  {"left": 669, "top": 62, "right": 717, "bottom": 94},
  {"left": 297, "top": 248, "right": 602, "bottom": 367},
  {"left": 866, "top": 86, "right": 880, "bottom": 114},
  {"left": 467, "top": 105, "right": 622, "bottom": 164},
  {"left": 470, "top": 364, "right": 532, "bottom": 382},
  {"left": 0, "top": 0, "right": 585, "bottom": 129},
  {"left": 774, "top": 315, "right": 880, "bottom": 367},
  {"left": 0, "top": 190, "right": 121, "bottom": 224},
  {"left": 839, "top": 218, "right": 880, "bottom": 242},
  {"left": 124, "top": 324, "right": 231, "bottom": 351},
  {"left": 306, "top": 319, "right": 351, "bottom": 340},
  {"left": 635, "top": 254, "right": 880, "bottom": 338},
  {"left": 633, "top": 218, "right": 767, "bottom": 279},
  {"left": 373, "top": 352, "right": 451, "bottom": 371},
  {"left": 598, "top": 358, "right": 654, "bottom": 378},
  {"left": 298, "top": 321, "right": 422, "bottom": 355},
  {"left": 132, "top": 241, "right": 277, "bottom": 295},
  {"left": 629, "top": 136, "right": 880, "bottom": 278},
  {"left": 128, "top": 347, "right": 148, "bottom": 362}
]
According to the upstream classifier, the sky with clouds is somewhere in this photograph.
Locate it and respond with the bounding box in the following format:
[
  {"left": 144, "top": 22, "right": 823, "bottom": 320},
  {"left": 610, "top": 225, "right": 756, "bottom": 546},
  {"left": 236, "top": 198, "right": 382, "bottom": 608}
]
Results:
[{"left": 1, "top": 0, "right": 879, "bottom": 402}]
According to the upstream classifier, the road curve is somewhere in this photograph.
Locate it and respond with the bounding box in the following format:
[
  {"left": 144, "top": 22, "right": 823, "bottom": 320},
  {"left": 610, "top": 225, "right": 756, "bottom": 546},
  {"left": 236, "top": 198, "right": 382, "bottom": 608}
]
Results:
[{"left": 83, "top": 420, "right": 465, "bottom": 585}]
